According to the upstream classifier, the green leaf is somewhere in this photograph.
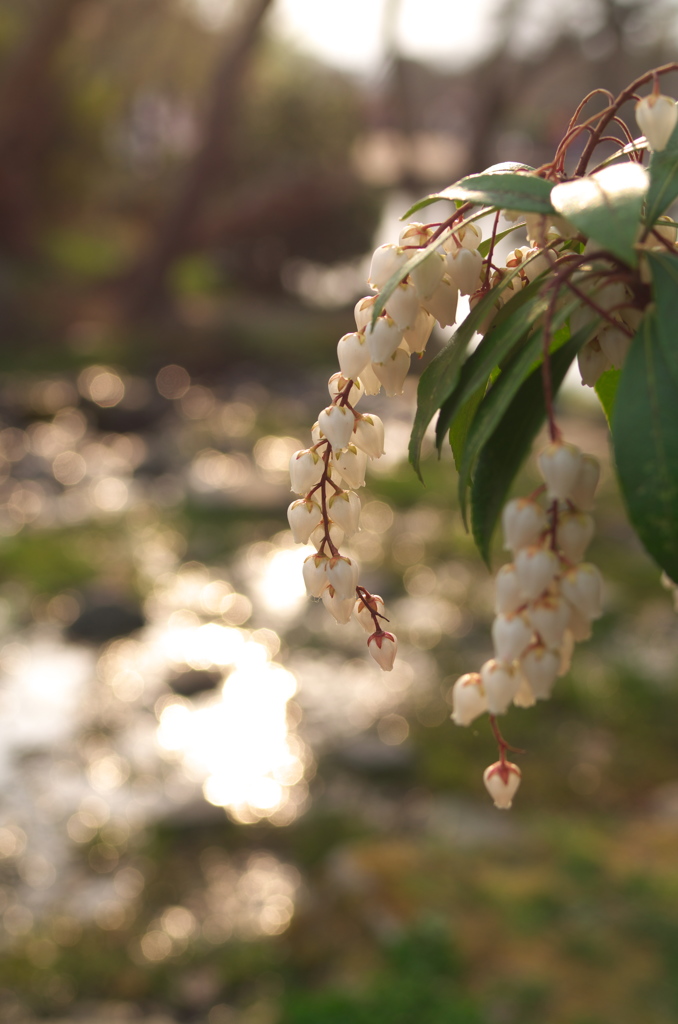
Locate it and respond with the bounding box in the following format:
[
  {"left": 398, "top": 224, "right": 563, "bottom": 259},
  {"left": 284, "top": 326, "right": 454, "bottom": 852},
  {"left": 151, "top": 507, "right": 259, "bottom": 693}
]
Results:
[
  {"left": 476, "top": 224, "right": 525, "bottom": 257},
  {"left": 550, "top": 162, "right": 648, "bottom": 267},
  {"left": 613, "top": 311, "right": 678, "bottom": 583},
  {"left": 645, "top": 117, "right": 678, "bottom": 226},
  {"left": 643, "top": 250, "right": 678, "bottom": 385},
  {"left": 448, "top": 382, "right": 487, "bottom": 472},
  {"left": 593, "top": 136, "right": 647, "bottom": 171},
  {"left": 434, "top": 277, "right": 548, "bottom": 451},
  {"left": 435, "top": 172, "right": 555, "bottom": 214},
  {"left": 470, "top": 329, "right": 590, "bottom": 565},
  {"left": 402, "top": 163, "right": 536, "bottom": 218},
  {"left": 408, "top": 263, "right": 528, "bottom": 479},
  {"left": 594, "top": 369, "right": 621, "bottom": 425}
]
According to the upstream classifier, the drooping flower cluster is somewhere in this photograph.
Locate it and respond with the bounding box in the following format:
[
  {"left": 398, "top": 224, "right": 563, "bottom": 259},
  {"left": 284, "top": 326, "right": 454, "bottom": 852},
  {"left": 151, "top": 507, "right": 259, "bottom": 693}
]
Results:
[{"left": 450, "top": 439, "right": 602, "bottom": 809}]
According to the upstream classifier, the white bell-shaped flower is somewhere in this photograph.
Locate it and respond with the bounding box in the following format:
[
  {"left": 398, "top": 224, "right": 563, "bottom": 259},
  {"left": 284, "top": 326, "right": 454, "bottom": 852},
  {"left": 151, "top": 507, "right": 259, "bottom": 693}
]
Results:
[
  {"left": 287, "top": 498, "right": 323, "bottom": 544},
  {"left": 366, "top": 315, "right": 403, "bottom": 364},
  {"left": 302, "top": 553, "right": 329, "bottom": 597},
  {"left": 578, "top": 338, "right": 612, "bottom": 388},
  {"left": 309, "top": 521, "right": 344, "bottom": 551},
  {"left": 528, "top": 593, "right": 571, "bottom": 649},
  {"left": 537, "top": 440, "right": 584, "bottom": 501},
  {"left": 322, "top": 586, "right": 355, "bottom": 624},
  {"left": 353, "top": 414, "right": 385, "bottom": 459},
  {"left": 502, "top": 498, "right": 547, "bottom": 552},
  {"left": 598, "top": 324, "right": 632, "bottom": 369},
  {"left": 328, "top": 372, "right": 364, "bottom": 406},
  {"left": 368, "top": 244, "right": 408, "bottom": 291},
  {"left": 354, "top": 593, "right": 385, "bottom": 632},
  {"left": 326, "top": 554, "right": 358, "bottom": 601},
  {"left": 561, "top": 563, "right": 603, "bottom": 620},
  {"left": 569, "top": 455, "right": 600, "bottom": 512},
  {"left": 318, "top": 405, "right": 355, "bottom": 452},
  {"left": 398, "top": 222, "right": 431, "bottom": 247},
  {"left": 635, "top": 92, "right": 678, "bottom": 152},
  {"left": 358, "top": 363, "right": 382, "bottom": 396},
  {"left": 480, "top": 659, "right": 520, "bottom": 715},
  {"left": 494, "top": 563, "right": 525, "bottom": 615},
  {"left": 289, "top": 448, "right": 324, "bottom": 496},
  {"left": 402, "top": 308, "right": 435, "bottom": 355},
  {"left": 519, "top": 644, "right": 560, "bottom": 700},
  {"left": 450, "top": 672, "right": 487, "bottom": 726},
  {"left": 515, "top": 545, "right": 560, "bottom": 601},
  {"left": 373, "top": 346, "right": 410, "bottom": 397},
  {"left": 492, "top": 611, "right": 533, "bottom": 663},
  {"left": 367, "top": 630, "right": 397, "bottom": 671},
  {"left": 332, "top": 445, "right": 367, "bottom": 488},
  {"left": 483, "top": 761, "right": 521, "bottom": 809},
  {"left": 421, "top": 274, "right": 458, "bottom": 327},
  {"left": 354, "top": 295, "right": 378, "bottom": 332},
  {"left": 410, "top": 250, "right": 446, "bottom": 300},
  {"left": 328, "top": 490, "right": 361, "bottom": 537},
  {"left": 448, "top": 222, "right": 482, "bottom": 250},
  {"left": 557, "top": 511, "right": 594, "bottom": 563},
  {"left": 337, "top": 332, "right": 370, "bottom": 381},
  {"left": 385, "top": 280, "right": 420, "bottom": 331},
  {"left": 513, "top": 675, "right": 536, "bottom": 708},
  {"left": 521, "top": 247, "right": 550, "bottom": 283},
  {"left": 311, "top": 421, "right": 322, "bottom": 444},
  {"left": 445, "top": 247, "right": 483, "bottom": 295}
]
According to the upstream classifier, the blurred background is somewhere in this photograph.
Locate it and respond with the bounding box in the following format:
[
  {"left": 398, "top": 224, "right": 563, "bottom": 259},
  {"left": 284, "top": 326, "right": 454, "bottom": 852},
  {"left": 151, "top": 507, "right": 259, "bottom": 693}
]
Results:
[{"left": 1, "top": 1, "right": 678, "bottom": 1021}]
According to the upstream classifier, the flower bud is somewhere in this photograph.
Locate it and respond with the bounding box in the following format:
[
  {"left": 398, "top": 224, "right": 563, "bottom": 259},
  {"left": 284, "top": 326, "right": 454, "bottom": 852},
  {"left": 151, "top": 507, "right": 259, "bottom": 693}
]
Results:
[
  {"left": 302, "top": 553, "right": 329, "bottom": 597},
  {"left": 289, "top": 448, "right": 324, "bottom": 496},
  {"left": 326, "top": 554, "right": 358, "bottom": 601},
  {"left": 521, "top": 247, "right": 550, "bottom": 283},
  {"left": 494, "top": 563, "right": 524, "bottom": 615},
  {"left": 483, "top": 760, "right": 521, "bottom": 809},
  {"left": 332, "top": 445, "right": 367, "bottom": 488},
  {"left": 635, "top": 92, "right": 678, "bottom": 153},
  {"left": 578, "top": 339, "right": 612, "bottom": 388},
  {"left": 513, "top": 675, "right": 536, "bottom": 708},
  {"left": 450, "top": 672, "right": 487, "bottom": 726},
  {"left": 528, "top": 593, "right": 571, "bottom": 649},
  {"left": 492, "top": 611, "right": 533, "bottom": 663},
  {"left": 358, "top": 363, "right": 382, "bottom": 396},
  {"left": 445, "top": 247, "right": 483, "bottom": 295},
  {"left": 337, "top": 332, "right": 370, "bottom": 381},
  {"left": 327, "top": 489, "right": 361, "bottom": 536},
  {"left": 410, "top": 250, "right": 446, "bottom": 300},
  {"left": 373, "top": 347, "right": 410, "bottom": 397},
  {"left": 514, "top": 546, "right": 559, "bottom": 601},
  {"left": 537, "top": 440, "right": 584, "bottom": 501},
  {"left": 556, "top": 512, "right": 594, "bottom": 563},
  {"left": 421, "top": 274, "right": 459, "bottom": 327},
  {"left": 451, "top": 222, "right": 482, "bottom": 250},
  {"left": 561, "top": 563, "right": 603, "bottom": 620},
  {"left": 353, "top": 414, "right": 385, "bottom": 459},
  {"left": 598, "top": 324, "right": 632, "bottom": 369},
  {"left": 502, "top": 498, "right": 547, "bottom": 552},
  {"left": 287, "top": 498, "right": 323, "bottom": 544},
  {"left": 385, "top": 280, "right": 421, "bottom": 331},
  {"left": 309, "top": 521, "right": 343, "bottom": 551},
  {"left": 398, "top": 222, "right": 432, "bottom": 247},
  {"left": 402, "top": 308, "right": 435, "bottom": 355},
  {"left": 318, "top": 405, "right": 355, "bottom": 452},
  {"left": 354, "top": 295, "right": 378, "bottom": 332},
  {"left": 322, "top": 586, "right": 355, "bottom": 624},
  {"left": 366, "top": 315, "right": 403, "bottom": 364},
  {"left": 519, "top": 644, "right": 560, "bottom": 700},
  {"left": 368, "top": 244, "right": 408, "bottom": 291},
  {"left": 355, "top": 593, "right": 385, "bottom": 632},
  {"left": 480, "top": 659, "right": 520, "bottom": 715},
  {"left": 328, "top": 372, "right": 364, "bottom": 406},
  {"left": 367, "top": 630, "right": 397, "bottom": 671}
]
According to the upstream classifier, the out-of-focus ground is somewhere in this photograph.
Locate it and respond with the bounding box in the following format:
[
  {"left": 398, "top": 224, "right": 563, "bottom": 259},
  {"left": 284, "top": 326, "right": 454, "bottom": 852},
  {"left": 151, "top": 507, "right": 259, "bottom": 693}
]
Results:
[{"left": 2, "top": 2, "right": 678, "bottom": 1022}]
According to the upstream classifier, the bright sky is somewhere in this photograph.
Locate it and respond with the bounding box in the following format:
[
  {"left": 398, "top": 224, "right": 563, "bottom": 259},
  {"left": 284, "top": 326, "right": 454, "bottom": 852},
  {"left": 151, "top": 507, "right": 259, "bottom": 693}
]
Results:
[{"left": 191, "top": 0, "right": 501, "bottom": 72}]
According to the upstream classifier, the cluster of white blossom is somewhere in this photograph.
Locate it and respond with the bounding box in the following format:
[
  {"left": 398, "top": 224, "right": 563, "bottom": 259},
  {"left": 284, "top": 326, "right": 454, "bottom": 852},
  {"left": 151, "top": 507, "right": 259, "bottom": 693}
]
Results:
[{"left": 451, "top": 439, "right": 603, "bottom": 808}]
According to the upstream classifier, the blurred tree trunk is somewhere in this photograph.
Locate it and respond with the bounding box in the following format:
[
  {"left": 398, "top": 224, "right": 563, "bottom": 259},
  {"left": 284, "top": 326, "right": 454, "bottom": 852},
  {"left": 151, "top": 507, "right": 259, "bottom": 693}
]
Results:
[
  {"left": 0, "top": 0, "right": 90, "bottom": 256},
  {"left": 123, "top": 0, "right": 274, "bottom": 321}
]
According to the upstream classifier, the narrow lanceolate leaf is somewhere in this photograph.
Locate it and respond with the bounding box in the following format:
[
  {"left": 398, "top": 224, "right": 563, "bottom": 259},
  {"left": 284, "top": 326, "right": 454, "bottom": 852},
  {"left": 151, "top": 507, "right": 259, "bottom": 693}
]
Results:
[
  {"left": 434, "top": 277, "right": 548, "bottom": 451},
  {"left": 646, "top": 117, "right": 678, "bottom": 227},
  {"left": 448, "top": 382, "right": 487, "bottom": 472},
  {"left": 613, "top": 311, "right": 678, "bottom": 584},
  {"left": 402, "top": 162, "right": 536, "bottom": 217},
  {"left": 550, "top": 162, "right": 648, "bottom": 268},
  {"left": 470, "top": 329, "right": 589, "bottom": 566},
  {"left": 408, "top": 262, "right": 527, "bottom": 479},
  {"left": 594, "top": 369, "right": 621, "bottom": 426},
  {"left": 643, "top": 250, "right": 678, "bottom": 385},
  {"left": 434, "top": 172, "right": 555, "bottom": 214},
  {"left": 457, "top": 299, "right": 580, "bottom": 525}
]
